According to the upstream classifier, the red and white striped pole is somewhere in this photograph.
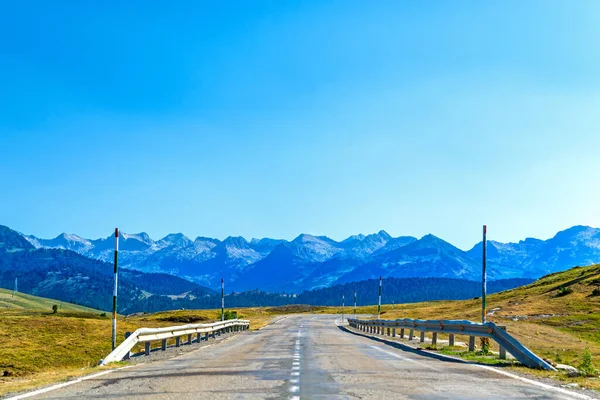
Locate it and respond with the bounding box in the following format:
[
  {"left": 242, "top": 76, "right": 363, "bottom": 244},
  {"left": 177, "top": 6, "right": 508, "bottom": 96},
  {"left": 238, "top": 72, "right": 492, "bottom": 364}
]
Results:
[{"left": 112, "top": 228, "right": 119, "bottom": 350}]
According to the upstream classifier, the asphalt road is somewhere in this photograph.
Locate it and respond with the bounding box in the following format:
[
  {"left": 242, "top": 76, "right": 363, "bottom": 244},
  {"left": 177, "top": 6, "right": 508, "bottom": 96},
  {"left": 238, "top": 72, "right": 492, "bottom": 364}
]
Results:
[{"left": 22, "top": 315, "right": 591, "bottom": 400}]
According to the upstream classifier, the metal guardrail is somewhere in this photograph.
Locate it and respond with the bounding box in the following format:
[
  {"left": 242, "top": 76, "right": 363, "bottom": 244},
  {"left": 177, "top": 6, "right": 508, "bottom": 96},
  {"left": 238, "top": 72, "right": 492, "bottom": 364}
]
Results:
[
  {"left": 347, "top": 318, "right": 556, "bottom": 371},
  {"left": 101, "top": 319, "right": 250, "bottom": 365}
]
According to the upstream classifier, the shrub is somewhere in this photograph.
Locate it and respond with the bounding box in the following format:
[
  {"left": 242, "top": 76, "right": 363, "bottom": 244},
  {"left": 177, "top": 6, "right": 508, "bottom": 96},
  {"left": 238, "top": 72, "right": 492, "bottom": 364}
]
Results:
[
  {"left": 556, "top": 286, "right": 574, "bottom": 297},
  {"left": 52, "top": 304, "right": 58, "bottom": 314},
  {"left": 217, "top": 310, "right": 238, "bottom": 320},
  {"left": 592, "top": 288, "right": 600, "bottom": 297},
  {"left": 578, "top": 348, "right": 598, "bottom": 377},
  {"left": 479, "top": 337, "right": 490, "bottom": 355}
]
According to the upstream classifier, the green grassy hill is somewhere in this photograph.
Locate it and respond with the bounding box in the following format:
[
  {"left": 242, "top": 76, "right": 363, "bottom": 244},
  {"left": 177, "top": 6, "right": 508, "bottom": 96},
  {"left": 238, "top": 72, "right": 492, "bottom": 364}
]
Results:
[{"left": 0, "top": 288, "right": 99, "bottom": 313}]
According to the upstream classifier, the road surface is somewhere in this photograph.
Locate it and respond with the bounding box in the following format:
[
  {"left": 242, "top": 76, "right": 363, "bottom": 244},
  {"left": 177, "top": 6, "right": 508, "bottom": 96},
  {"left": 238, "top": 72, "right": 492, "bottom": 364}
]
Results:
[{"left": 18, "top": 314, "right": 591, "bottom": 399}]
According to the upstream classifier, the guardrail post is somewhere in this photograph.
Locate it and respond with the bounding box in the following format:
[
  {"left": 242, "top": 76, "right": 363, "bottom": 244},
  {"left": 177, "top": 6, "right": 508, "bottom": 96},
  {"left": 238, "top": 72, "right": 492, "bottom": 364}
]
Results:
[
  {"left": 162, "top": 339, "right": 167, "bottom": 351},
  {"left": 187, "top": 334, "right": 192, "bottom": 345},
  {"left": 205, "top": 332, "right": 209, "bottom": 341},
  {"left": 498, "top": 326, "right": 507, "bottom": 359},
  {"left": 176, "top": 336, "right": 181, "bottom": 347},
  {"left": 145, "top": 341, "right": 151, "bottom": 356},
  {"left": 342, "top": 318, "right": 556, "bottom": 371},
  {"left": 197, "top": 333, "right": 201, "bottom": 343},
  {"left": 124, "top": 332, "right": 131, "bottom": 360}
]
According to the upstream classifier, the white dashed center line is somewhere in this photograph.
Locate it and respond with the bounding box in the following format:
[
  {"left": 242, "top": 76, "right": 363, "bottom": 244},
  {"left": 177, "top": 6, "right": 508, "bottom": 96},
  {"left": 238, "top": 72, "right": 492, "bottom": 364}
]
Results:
[{"left": 289, "top": 325, "right": 303, "bottom": 399}]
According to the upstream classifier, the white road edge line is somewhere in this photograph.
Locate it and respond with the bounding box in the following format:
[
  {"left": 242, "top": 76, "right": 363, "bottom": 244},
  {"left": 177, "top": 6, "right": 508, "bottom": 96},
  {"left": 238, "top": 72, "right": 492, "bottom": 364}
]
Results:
[
  {"left": 6, "top": 330, "right": 242, "bottom": 400},
  {"left": 475, "top": 364, "right": 594, "bottom": 400},
  {"left": 364, "top": 341, "right": 592, "bottom": 399},
  {"left": 347, "top": 322, "right": 592, "bottom": 400},
  {"left": 5, "top": 366, "right": 136, "bottom": 400}
]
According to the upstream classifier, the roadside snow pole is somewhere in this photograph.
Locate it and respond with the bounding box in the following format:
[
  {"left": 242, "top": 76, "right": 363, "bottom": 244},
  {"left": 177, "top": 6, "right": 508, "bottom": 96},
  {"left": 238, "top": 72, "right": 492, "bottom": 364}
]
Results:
[
  {"left": 341, "top": 294, "right": 345, "bottom": 323},
  {"left": 378, "top": 276, "right": 382, "bottom": 319},
  {"left": 221, "top": 278, "right": 225, "bottom": 321},
  {"left": 113, "top": 228, "right": 119, "bottom": 351},
  {"left": 12, "top": 278, "right": 17, "bottom": 298},
  {"left": 482, "top": 225, "right": 487, "bottom": 324},
  {"left": 353, "top": 290, "right": 357, "bottom": 318}
]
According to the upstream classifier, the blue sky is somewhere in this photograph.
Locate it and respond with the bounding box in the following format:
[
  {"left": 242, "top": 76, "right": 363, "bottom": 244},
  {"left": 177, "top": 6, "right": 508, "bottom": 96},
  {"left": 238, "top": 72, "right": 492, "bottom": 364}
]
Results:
[{"left": 1, "top": 1, "right": 599, "bottom": 249}]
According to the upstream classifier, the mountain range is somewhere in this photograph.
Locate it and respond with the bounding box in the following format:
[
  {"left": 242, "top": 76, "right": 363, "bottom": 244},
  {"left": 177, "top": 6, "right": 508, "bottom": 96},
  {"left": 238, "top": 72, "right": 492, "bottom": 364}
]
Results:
[
  {"left": 0, "top": 225, "right": 215, "bottom": 313},
  {"left": 0, "top": 224, "right": 531, "bottom": 314},
  {"left": 23, "top": 225, "right": 600, "bottom": 292}
]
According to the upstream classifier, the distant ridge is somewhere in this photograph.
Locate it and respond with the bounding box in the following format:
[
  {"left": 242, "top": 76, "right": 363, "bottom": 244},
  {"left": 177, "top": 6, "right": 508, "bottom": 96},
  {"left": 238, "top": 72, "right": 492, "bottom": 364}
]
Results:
[{"left": 17, "top": 225, "right": 600, "bottom": 293}]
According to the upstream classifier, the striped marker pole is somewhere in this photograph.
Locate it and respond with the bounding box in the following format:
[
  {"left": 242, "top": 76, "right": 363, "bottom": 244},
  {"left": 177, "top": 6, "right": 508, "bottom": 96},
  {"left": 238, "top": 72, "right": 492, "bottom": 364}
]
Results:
[
  {"left": 341, "top": 294, "right": 345, "bottom": 323},
  {"left": 112, "top": 228, "right": 119, "bottom": 350},
  {"left": 482, "top": 225, "right": 487, "bottom": 324},
  {"left": 378, "top": 276, "right": 382, "bottom": 320},
  {"left": 221, "top": 278, "right": 225, "bottom": 321},
  {"left": 353, "top": 290, "right": 357, "bottom": 319}
]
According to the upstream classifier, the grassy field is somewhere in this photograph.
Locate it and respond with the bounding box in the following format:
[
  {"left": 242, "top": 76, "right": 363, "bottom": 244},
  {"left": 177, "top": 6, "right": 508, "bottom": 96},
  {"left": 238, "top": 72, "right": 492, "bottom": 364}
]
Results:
[
  {"left": 1, "top": 265, "right": 599, "bottom": 396},
  {"left": 0, "top": 292, "right": 319, "bottom": 397},
  {"left": 0, "top": 288, "right": 99, "bottom": 313},
  {"left": 323, "top": 264, "right": 600, "bottom": 390},
  {"left": 336, "top": 264, "right": 600, "bottom": 365}
]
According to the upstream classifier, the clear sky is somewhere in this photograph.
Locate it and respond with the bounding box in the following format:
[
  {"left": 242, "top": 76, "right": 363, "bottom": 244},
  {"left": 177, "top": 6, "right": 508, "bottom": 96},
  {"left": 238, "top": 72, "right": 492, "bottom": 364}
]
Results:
[{"left": 1, "top": 1, "right": 599, "bottom": 250}]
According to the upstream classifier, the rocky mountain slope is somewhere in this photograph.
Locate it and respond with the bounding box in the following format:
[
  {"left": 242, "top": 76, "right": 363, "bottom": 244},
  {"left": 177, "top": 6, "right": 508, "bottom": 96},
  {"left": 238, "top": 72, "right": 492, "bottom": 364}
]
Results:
[{"left": 21, "top": 225, "right": 600, "bottom": 293}]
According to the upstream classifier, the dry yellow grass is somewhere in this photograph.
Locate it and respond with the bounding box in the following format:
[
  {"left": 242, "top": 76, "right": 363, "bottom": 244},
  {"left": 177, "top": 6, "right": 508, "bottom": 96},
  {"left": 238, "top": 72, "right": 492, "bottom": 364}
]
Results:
[
  {"left": 0, "top": 300, "right": 318, "bottom": 396},
  {"left": 339, "top": 264, "right": 600, "bottom": 367},
  {"left": 322, "top": 264, "right": 600, "bottom": 391},
  {"left": 2, "top": 266, "right": 599, "bottom": 396}
]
